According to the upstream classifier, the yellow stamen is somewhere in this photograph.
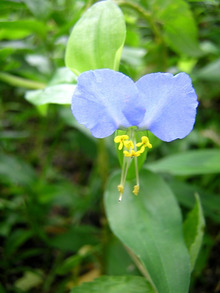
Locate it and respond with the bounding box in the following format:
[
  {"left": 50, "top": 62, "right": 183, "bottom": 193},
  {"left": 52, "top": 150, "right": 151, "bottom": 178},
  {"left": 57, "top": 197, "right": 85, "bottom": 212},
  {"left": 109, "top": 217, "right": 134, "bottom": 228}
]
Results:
[
  {"left": 117, "top": 184, "right": 124, "bottom": 193},
  {"left": 136, "top": 135, "right": 152, "bottom": 153},
  {"left": 133, "top": 185, "right": 139, "bottom": 196},
  {"left": 124, "top": 140, "right": 134, "bottom": 150},
  {"left": 123, "top": 150, "right": 141, "bottom": 157},
  {"left": 115, "top": 132, "right": 152, "bottom": 201},
  {"left": 114, "top": 135, "right": 129, "bottom": 150}
]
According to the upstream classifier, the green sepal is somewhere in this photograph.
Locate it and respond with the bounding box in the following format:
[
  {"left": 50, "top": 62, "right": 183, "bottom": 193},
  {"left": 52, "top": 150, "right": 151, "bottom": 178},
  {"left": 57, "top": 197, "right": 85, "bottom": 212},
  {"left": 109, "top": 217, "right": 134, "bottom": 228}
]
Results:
[{"left": 115, "top": 129, "right": 149, "bottom": 180}]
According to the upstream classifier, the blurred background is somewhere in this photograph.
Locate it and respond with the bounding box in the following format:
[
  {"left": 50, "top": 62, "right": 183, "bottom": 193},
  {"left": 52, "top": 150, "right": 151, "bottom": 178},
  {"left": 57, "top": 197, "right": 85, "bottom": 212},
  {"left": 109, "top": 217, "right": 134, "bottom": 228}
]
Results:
[{"left": 0, "top": 0, "right": 220, "bottom": 292}]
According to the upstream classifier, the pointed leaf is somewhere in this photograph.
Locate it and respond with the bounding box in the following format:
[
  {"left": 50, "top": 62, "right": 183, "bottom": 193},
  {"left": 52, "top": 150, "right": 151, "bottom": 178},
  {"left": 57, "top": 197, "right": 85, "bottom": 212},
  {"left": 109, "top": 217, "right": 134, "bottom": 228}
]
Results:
[
  {"left": 147, "top": 149, "right": 220, "bottom": 176},
  {"left": 104, "top": 169, "right": 190, "bottom": 293},
  {"left": 183, "top": 194, "right": 205, "bottom": 271}
]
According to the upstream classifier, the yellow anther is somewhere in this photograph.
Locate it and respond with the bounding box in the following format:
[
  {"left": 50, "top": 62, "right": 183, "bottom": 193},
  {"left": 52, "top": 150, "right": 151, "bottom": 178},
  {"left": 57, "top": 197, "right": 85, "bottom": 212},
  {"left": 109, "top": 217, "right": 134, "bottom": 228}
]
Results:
[
  {"left": 117, "top": 184, "right": 124, "bottom": 194},
  {"left": 123, "top": 150, "right": 141, "bottom": 157},
  {"left": 136, "top": 136, "right": 152, "bottom": 153},
  {"left": 114, "top": 135, "right": 129, "bottom": 150},
  {"left": 124, "top": 140, "right": 134, "bottom": 150},
  {"left": 118, "top": 184, "right": 124, "bottom": 202},
  {"left": 133, "top": 185, "right": 139, "bottom": 196}
]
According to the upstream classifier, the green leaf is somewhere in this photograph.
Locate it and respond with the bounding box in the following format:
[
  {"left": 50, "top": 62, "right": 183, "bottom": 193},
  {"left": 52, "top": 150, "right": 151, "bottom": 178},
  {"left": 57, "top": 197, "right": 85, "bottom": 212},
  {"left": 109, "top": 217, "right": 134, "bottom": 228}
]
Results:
[
  {"left": 15, "top": 270, "right": 43, "bottom": 291},
  {"left": 0, "top": 20, "right": 46, "bottom": 40},
  {"left": 183, "top": 194, "right": 205, "bottom": 271},
  {"left": 70, "top": 276, "right": 154, "bottom": 293},
  {"left": 154, "top": 0, "right": 202, "bottom": 56},
  {"left": 147, "top": 149, "right": 220, "bottom": 176},
  {"left": 196, "top": 58, "right": 220, "bottom": 81},
  {"left": 65, "top": 1, "right": 126, "bottom": 74},
  {"left": 5, "top": 229, "right": 33, "bottom": 257},
  {"left": 25, "top": 84, "right": 75, "bottom": 106},
  {"left": 50, "top": 226, "right": 99, "bottom": 252},
  {"left": 22, "top": 0, "right": 51, "bottom": 19},
  {"left": 0, "top": 153, "right": 36, "bottom": 186},
  {"left": 104, "top": 169, "right": 190, "bottom": 293},
  {"left": 168, "top": 179, "right": 220, "bottom": 223},
  {"left": 105, "top": 237, "right": 140, "bottom": 276}
]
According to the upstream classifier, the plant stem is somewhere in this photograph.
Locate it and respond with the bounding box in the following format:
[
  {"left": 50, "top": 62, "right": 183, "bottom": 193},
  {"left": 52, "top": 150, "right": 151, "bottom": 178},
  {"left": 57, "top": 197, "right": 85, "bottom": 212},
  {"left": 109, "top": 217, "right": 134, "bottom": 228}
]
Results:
[
  {"left": 115, "top": 0, "right": 161, "bottom": 43},
  {"left": 0, "top": 72, "right": 46, "bottom": 89}
]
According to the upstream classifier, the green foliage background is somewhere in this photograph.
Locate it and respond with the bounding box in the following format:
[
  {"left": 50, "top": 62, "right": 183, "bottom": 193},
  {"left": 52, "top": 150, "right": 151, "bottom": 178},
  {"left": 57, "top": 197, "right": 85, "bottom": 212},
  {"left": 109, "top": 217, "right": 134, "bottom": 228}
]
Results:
[{"left": 0, "top": 0, "right": 220, "bottom": 292}]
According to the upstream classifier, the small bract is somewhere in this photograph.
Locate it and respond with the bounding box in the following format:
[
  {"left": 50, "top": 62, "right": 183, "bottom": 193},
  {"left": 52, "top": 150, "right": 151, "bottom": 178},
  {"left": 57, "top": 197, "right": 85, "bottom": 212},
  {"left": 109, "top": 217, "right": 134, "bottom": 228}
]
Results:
[{"left": 71, "top": 69, "right": 198, "bottom": 201}]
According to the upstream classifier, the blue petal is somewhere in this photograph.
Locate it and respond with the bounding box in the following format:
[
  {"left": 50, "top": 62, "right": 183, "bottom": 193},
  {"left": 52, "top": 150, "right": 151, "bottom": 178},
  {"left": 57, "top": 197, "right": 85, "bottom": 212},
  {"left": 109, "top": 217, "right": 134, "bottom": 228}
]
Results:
[
  {"left": 136, "top": 72, "right": 198, "bottom": 142},
  {"left": 71, "top": 69, "right": 145, "bottom": 138}
]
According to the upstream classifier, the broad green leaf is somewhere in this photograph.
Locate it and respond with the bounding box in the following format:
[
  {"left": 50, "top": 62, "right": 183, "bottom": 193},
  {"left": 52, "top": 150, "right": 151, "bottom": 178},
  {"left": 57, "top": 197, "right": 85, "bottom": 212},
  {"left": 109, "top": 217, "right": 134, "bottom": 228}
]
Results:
[
  {"left": 154, "top": 0, "right": 202, "bottom": 56},
  {"left": 183, "top": 194, "right": 205, "bottom": 271},
  {"left": 70, "top": 276, "right": 154, "bottom": 293},
  {"left": 147, "top": 149, "right": 220, "bottom": 176},
  {"left": 168, "top": 179, "right": 220, "bottom": 223},
  {"left": 105, "top": 169, "right": 190, "bottom": 293},
  {"left": 65, "top": 1, "right": 126, "bottom": 74},
  {"left": 25, "top": 84, "right": 75, "bottom": 106}
]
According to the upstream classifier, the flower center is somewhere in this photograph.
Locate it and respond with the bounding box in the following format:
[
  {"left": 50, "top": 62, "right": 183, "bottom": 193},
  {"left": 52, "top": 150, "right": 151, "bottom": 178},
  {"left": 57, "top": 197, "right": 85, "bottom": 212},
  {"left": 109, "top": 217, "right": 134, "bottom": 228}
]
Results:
[{"left": 114, "top": 129, "right": 152, "bottom": 202}]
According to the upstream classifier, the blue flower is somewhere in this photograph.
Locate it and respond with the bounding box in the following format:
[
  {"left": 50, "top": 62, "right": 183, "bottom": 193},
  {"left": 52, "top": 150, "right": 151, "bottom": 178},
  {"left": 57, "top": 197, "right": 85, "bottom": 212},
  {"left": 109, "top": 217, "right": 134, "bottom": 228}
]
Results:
[
  {"left": 71, "top": 69, "right": 198, "bottom": 200},
  {"left": 71, "top": 69, "right": 198, "bottom": 141}
]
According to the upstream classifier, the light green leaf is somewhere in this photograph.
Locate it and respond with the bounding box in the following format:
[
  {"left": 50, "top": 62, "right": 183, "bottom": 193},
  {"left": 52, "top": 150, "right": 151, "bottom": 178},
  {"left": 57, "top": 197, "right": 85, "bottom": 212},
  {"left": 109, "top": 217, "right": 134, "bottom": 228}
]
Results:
[
  {"left": 70, "top": 276, "right": 154, "bottom": 293},
  {"left": 147, "top": 149, "right": 220, "bottom": 176},
  {"left": 65, "top": 1, "right": 126, "bottom": 74},
  {"left": 25, "top": 84, "right": 75, "bottom": 106},
  {"left": 183, "top": 194, "right": 205, "bottom": 271},
  {"left": 104, "top": 169, "right": 190, "bottom": 293}
]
